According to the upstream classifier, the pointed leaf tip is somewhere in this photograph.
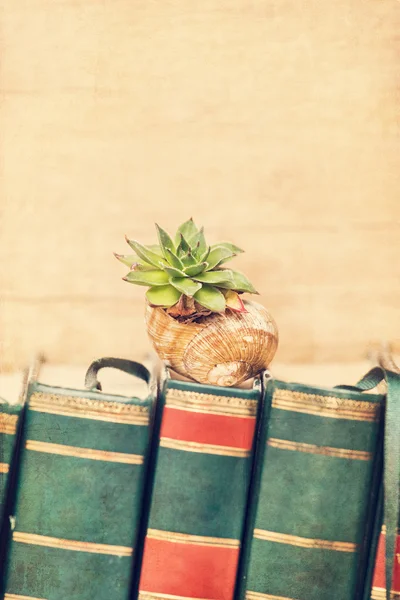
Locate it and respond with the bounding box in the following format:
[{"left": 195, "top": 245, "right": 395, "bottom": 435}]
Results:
[
  {"left": 175, "top": 218, "right": 199, "bottom": 245},
  {"left": 165, "top": 248, "right": 184, "bottom": 270},
  {"left": 217, "top": 270, "right": 258, "bottom": 294},
  {"left": 125, "top": 238, "right": 163, "bottom": 269},
  {"left": 177, "top": 233, "right": 190, "bottom": 257},
  {"left": 155, "top": 223, "right": 175, "bottom": 257},
  {"left": 213, "top": 242, "right": 245, "bottom": 254}
]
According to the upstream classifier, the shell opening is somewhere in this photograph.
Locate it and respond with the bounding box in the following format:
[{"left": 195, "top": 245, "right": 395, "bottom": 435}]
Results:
[{"left": 207, "top": 361, "right": 247, "bottom": 387}]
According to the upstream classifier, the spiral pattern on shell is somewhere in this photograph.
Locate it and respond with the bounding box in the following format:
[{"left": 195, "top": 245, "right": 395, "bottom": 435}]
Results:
[{"left": 145, "top": 300, "right": 278, "bottom": 386}]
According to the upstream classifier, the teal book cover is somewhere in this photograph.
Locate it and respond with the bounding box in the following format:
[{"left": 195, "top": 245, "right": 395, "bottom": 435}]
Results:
[
  {"left": 2, "top": 368, "right": 156, "bottom": 600},
  {"left": 237, "top": 376, "right": 384, "bottom": 600}
]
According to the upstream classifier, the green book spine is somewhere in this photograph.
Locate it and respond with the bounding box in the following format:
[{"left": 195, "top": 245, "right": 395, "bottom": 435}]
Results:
[
  {"left": 0, "top": 398, "right": 23, "bottom": 577},
  {"left": 0, "top": 401, "right": 22, "bottom": 522},
  {"left": 3, "top": 376, "right": 156, "bottom": 600},
  {"left": 138, "top": 374, "right": 262, "bottom": 600},
  {"left": 238, "top": 377, "right": 383, "bottom": 600}
]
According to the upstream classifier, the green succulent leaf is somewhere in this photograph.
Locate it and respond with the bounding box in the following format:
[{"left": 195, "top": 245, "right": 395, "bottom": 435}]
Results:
[
  {"left": 155, "top": 224, "right": 175, "bottom": 257},
  {"left": 130, "top": 262, "right": 156, "bottom": 272},
  {"left": 121, "top": 221, "right": 255, "bottom": 314},
  {"left": 190, "top": 227, "right": 207, "bottom": 258},
  {"left": 146, "top": 285, "right": 182, "bottom": 307},
  {"left": 114, "top": 253, "right": 156, "bottom": 271},
  {"left": 205, "top": 246, "right": 235, "bottom": 270},
  {"left": 212, "top": 242, "right": 244, "bottom": 254},
  {"left": 183, "top": 262, "right": 208, "bottom": 277},
  {"left": 175, "top": 218, "right": 199, "bottom": 245},
  {"left": 165, "top": 248, "right": 184, "bottom": 270},
  {"left": 193, "top": 270, "right": 234, "bottom": 285},
  {"left": 124, "top": 270, "right": 169, "bottom": 286},
  {"left": 217, "top": 270, "right": 258, "bottom": 294},
  {"left": 114, "top": 253, "right": 139, "bottom": 267},
  {"left": 181, "top": 250, "right": 198, "bottom": 267},
  {"left": 176, "top": 234, "right": 190, "bottom": 256},
  {"left": 125, "top": 238, "right": 163, "bottom": 269},
  {"left": 147, "top": 244, "right": 164, "bottom": 257},
  {"left": 162, "top": 264, "right": 187, "bottom": 278},
  {"left": 199, "top": 246, "right": 211, "bottom": 262},
  {"left": 169, "top": 277, "right": 202, "bottom": 297},
  {"left": 194, "top": 285, "right": 226, "bottom": 312}
]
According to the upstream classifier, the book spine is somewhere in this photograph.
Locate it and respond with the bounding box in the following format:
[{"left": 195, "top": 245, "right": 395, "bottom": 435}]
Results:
[
  {"left": 3, "top": 382, "right": 154, "bottom": 600},
  {"left": 0, "top": 368, "right": 32, "bottom": 586},
  {"left": 0, "top": 405, "right": 20, "bottom": 515},
  {"left": 234, "top": 377, "right": 274, "bottom": 600},
  {"left": 138, "top": 378, "right": 260, "bottom": 600},
  {"left": 240, "top": 380, "right": 383, "bottom": 600},
  {"left": 0, "top": 402, "right": 23, "bottom": 582}
]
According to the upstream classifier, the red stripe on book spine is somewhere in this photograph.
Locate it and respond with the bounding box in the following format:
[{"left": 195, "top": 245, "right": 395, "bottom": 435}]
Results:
[
  {"left": 371, "top": 532, "right": 400, "bottom": 593},
  {"left": 160, "top": 407, "right": 256, "bottom": 450},
  {"left": 139, "top": 537, "right": 239, "bottom": 600}
]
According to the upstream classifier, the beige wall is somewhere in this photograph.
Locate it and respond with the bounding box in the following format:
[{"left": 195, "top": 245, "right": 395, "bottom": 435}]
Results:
[{"left": 1, "top": 0, "right": 399, "bottom": 371}]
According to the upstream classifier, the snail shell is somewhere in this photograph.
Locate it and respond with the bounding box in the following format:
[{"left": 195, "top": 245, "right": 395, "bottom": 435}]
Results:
[{"left": 145, "top": 300, "right": 278, "bottom": 386}]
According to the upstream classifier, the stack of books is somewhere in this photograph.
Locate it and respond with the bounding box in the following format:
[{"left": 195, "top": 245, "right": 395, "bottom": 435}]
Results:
[{"left": 0, "top": 361, "right": 397, "bottom": 600}]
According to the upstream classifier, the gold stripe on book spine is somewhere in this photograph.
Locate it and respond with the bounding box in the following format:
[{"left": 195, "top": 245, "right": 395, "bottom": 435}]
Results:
[
  {"left": 146, "top": 528, "right": 240, "bottom": 548},
  {"left": 26, "top": 440, "right": 144, "bottom": 464},
  {"left": 253, "top": 529, "right": 357, "bottom": 552},
  {"left": 0, "top": 462, "right": 10, "bottom": 473},
  {"left": 268, "top": 438, "right": 372, "bottom": 461},
  {"left": 0, "top": 414, "right": 18, "bottom": 435},
  {"left": 246, "top": 592, "right": 298, "bottom": 600},
  {"left": 166, "top": 389, "right": 258, "bottom": 418},
  {"left": 272, "top": 389, "right": 379, "bottom": 422},
  {"left": 381, "top": 524, "right": 400, "bottom": 535},
  {"left": 29, "top": 392, "right": 150, "bottom": 425},
  {"left": 13, "top": 532, "right": 133, "bottom": 556},
  {"left": 371, "top": 587, "right": 400, "bottom": 599},
  {"left": 160, "top": 437, "right": 250, "bottom": 458},
  {"left": 5, "top": 594, "right": 47, "bottom": 600},
  {"left": 139, "top": 593, "right": 215, "bottom": 600}
]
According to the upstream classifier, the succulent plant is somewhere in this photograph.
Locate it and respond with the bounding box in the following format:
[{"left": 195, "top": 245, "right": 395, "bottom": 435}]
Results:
[{"left": 115, "top": 219, "right": 258, "bottom": 318}]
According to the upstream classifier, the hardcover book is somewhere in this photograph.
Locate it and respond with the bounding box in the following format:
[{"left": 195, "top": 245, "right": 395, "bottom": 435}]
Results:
[
  {"left": 237, "top": 376, "right": 384, "bottom": 600},
  {"left": 2, "top": 363, "right": 156, "bottom": 600},
  {"left": 137, "top": 371, "right": 262, "bottom": 600}
]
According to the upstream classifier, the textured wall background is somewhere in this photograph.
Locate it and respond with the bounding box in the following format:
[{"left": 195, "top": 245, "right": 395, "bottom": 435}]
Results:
[{"left": 1, "top": 0, "right": 399, "bottom": 371}]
